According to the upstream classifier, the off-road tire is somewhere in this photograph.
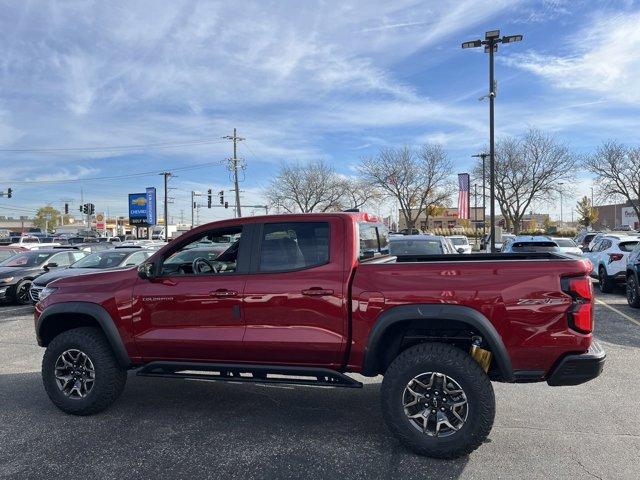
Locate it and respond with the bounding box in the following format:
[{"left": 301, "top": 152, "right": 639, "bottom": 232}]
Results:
[
  {"left": 627, "top": 275, "right": 640, "bottom": 308},
  {"left": 42, "top": 327, "right": 127, "bottom": 415},
  {"left": 599, "top": 267, "right": 614, "bottom": 293},
  {"left": 381, "top": 342, "right": 495, "bottom": 459}
]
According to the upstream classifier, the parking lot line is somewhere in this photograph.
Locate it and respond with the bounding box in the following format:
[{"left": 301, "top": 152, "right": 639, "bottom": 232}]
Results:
[{"left": 595, "top": 299, "right": 640, "bottom": 327}]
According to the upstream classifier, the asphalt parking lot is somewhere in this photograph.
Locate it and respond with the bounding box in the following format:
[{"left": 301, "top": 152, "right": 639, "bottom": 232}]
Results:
[{"left": 0, "top": 290, "right": 639, "bottom": 480}]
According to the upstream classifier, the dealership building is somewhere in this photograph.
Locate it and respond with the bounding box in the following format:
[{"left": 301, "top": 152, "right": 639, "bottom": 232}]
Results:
[
  {"left": 593, "top": 201, "right": 639, "bottom": 230},
  {"left": 398, "top": 207, "right": 485, "bottom": 231}
]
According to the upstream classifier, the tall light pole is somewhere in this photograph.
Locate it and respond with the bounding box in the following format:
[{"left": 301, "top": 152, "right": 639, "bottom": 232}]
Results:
[
  {"left": 463, "top": 30, "right": 523, "bottom": 252},
  {"left": 471, "top": 153, "right": 489, "bottom": 238},
  {"left": 558, "top": 182, "right": 565, "bottom": 226}
]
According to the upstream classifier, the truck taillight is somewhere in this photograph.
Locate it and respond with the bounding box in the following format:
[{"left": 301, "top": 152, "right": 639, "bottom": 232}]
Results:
[
  {"left": 561, "top": 276, "right": 594, "bottom": 334},
  {"left": 608, "top": 253, "right": 623, "bottom": 263}
]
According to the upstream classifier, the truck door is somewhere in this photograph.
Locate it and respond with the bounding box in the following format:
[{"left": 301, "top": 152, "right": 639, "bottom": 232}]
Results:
[
  {"left": 132, "top": 224, "right": 251, "bottom": 362},
  {"left": 241, "top": 219, "right": 348, "bottom": 368}
]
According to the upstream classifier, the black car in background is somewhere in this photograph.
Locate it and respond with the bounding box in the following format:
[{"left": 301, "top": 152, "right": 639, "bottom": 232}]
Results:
[
  {"left": 0, "top": 249, "right": 87, "bottom": 304},
  {"left": 29, "top": 247, "right": 152, "bottom": 303}
]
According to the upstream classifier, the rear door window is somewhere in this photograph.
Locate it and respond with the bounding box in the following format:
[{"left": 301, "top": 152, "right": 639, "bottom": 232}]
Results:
[
  {"left": 259, "top": 222, "right": 330, "bottom": 272},
  {"left": 620, "top": 241, "right": 639, "bottom": 252}
]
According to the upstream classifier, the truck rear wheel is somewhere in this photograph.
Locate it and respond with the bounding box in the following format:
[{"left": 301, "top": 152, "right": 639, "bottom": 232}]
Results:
[
  {"left": 42, "top": 327, "right": 127, "bottom": 415},
  {"left": 381, "top": 342, "right": 495, "bottom": 459}
]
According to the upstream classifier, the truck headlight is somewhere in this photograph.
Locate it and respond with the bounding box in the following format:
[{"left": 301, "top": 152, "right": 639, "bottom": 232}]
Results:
[{"left": 39, "top": 286, "right": 58, "bottom": 301}]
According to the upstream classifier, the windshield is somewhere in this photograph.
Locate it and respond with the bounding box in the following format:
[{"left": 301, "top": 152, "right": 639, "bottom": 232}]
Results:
[
  {"left": 0, "top": 251, "right": 55, "bottom": 267},
  {"left": 449, "top": 237, "right": 468, "bottom": 246},
  {"left": 390, "top": 239, "right": 443, "bottom": 255},
  {"left": 554, "top": 239, "right": 577, "bottom": 248},
  {"left": 71, "top": 251, "right": 131, "bottom": 269}
]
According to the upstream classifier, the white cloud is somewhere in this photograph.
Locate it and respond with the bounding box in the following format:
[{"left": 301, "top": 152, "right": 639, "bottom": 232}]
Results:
[{"left": 504, "top": 10, "right": 640, "bottom": 104}]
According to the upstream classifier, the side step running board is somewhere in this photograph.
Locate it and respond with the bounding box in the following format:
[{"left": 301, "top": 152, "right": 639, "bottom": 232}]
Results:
[{"left": 136, "top": 362, "right": 363, "bottom": 388}]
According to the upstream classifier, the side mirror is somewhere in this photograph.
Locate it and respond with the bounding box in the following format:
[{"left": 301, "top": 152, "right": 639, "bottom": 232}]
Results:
[
  {"left": 457, "top": 248, "right": 465, "bottom": 254},
  {"left": 138, "top": 262, "right": 156, "bottom": 280},
  {"left": 44, "top": 262, "right": 58, "bottom": 271}
]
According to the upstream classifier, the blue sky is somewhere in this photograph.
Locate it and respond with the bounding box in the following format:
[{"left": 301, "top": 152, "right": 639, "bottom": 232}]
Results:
[{"left": 1, "top": 0, "right": 639, "bottom": 223}]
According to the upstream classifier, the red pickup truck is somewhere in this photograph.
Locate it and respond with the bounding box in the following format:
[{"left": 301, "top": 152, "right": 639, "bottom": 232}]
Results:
[{"left": 34, "top": 212, "right": 604, "bottom": 458}]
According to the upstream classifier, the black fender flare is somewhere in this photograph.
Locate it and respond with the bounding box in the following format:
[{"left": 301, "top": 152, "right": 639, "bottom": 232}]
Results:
[
  {"left": 36, "top": 301, "right": 132, "bottom": 368},
  {"left": 361, "top": 304, "right": 514, "bottom": 381}
]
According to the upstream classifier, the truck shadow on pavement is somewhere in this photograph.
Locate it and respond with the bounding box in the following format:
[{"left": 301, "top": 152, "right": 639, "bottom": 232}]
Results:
[{"left": 0, "top": 371, "right": 471, "bottom": 480}]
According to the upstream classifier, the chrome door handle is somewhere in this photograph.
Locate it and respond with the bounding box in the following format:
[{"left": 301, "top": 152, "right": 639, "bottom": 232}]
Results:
[{"left": 211, "top": 289, "right": 238, "bottom": 297}]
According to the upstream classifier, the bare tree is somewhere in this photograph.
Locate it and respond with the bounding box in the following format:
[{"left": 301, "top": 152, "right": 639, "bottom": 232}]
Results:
[
  {"left": 265, "top": 160, "right": 344, "bottom": 213},
  {"left": 340, "top": 177, "right": 381, "bottom": 211},
  {"left": 584, "top": 141, "right": 640, "bottom": 221},
  {"left": 474, "top": 129, "right": 576, "bottom": 234},
  {"left": 359, "top": 144, "right": 452, "bottom": 229}
]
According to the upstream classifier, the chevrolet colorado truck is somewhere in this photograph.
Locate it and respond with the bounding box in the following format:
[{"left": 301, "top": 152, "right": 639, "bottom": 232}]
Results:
[{"left": 34, "top": 213, "right": 605, "bottom": 459}]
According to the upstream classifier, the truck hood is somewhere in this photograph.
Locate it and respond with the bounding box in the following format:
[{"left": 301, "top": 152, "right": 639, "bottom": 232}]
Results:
[{"left": 47, "top": 266, "right": 137, "bottom": 289}]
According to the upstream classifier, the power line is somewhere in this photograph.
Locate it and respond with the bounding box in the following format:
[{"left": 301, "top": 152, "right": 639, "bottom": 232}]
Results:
[{"left": 0, "top": 138, "right": 228, "bottom": 154}]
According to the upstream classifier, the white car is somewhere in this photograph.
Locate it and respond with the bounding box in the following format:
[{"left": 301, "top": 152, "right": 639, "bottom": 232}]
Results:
[
  {"left": 447, "top": 235, "right": 472, "bottom": 254},
  {"left": 389, "top": 235, "right": 458, "bottom": 256},
  {"left": 550, "top": 237, "right": 582, "bottom": 256},
  {"left": 482, "top": 233, "right": 515, "bottom": 252},
  {"left": 583, "top": 234, "right": 640, "bottom": 292}
]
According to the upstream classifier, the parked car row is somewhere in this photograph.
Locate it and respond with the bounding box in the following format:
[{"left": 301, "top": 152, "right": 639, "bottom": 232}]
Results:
[{"left": 0, "top": 243, "right": 169, "bottom": 305}]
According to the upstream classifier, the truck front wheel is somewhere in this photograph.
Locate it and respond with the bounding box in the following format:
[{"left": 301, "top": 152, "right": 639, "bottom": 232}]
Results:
[
  {"left": 380, "top": 342, "right": 495, "bottom": 459},
  {"left": 42, "top": 327, "right": 127, "bottom": 415}
]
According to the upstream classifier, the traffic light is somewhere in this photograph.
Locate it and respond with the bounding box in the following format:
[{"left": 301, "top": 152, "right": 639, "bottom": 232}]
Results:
[
  {"left": 219, "top": 190, "right": 224, "bottom": 205},
  {"left": 79, "top": 205, "right": 83, "bottom": 213},
  {"left": 64, "top": 203, "right": 69, "bottom": 215},
  {"left": 207, "top": 189, "right": 212, "bottom": 208},
  {"left": 82, "top": 204, "right": 88, "bottom": 214},
  {"left": 6, "top": 188, "right": 11, "bottom": 198},
  {"left": 224, "top": 201, "right": 228, "bottom": 209},
  {"left": 89, "top": 203, "right": 95, "bottom": 215}
]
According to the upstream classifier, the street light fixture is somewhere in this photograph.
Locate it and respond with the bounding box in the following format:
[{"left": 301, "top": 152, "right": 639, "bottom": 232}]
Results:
[{"left": 462, "top": 29, "right": 523, "bottom": 252}]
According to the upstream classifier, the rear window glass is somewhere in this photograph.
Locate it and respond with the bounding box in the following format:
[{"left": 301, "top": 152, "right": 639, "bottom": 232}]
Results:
[
  {"left": 358, "top": 223, "right": 389, "bottom": 260},
  {"left": 449, "top": 237, "right": 468, "bottom": 246},
  {"left": 554, "top": 239, "right": 577, "bottom": 247},
  {"left": 390, "top": 239, "right": 444, "bottom": 255},
  {"left": 620, "top": 241, "right": 639, "bottom": 252},
  {"left": 511, "top": 242, "right": 559, "bottom": 253}
]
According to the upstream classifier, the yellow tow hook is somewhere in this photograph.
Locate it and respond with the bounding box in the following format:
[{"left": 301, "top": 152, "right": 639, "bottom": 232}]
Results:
[{"left": 470, "top": 337, "right": 492, "bottom": 373}]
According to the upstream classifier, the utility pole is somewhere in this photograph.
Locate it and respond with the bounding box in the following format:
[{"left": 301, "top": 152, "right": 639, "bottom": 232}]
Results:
[
  {"left": 191, "top": 191, "right": 195, "bottom": 229},
  {"left": 223, "top": 128, "right": 245, "bottom": 218},
  {"left": 159, "top": 172, "right": 172, "bottom": 241},
  {"left": 558, "top": 182, "right": 565, "bottom": 226},
  {"left": 463, "top": 30, "right": 523, "bottom": 252}
]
